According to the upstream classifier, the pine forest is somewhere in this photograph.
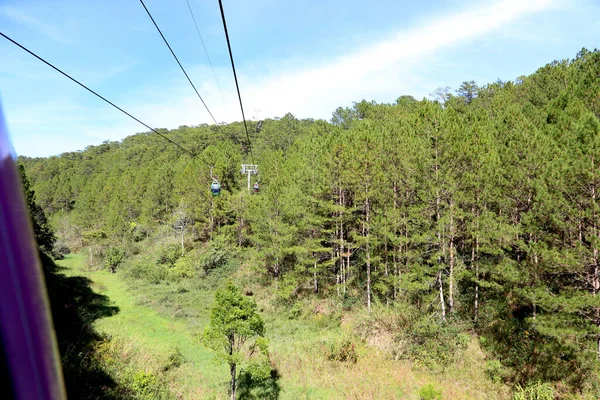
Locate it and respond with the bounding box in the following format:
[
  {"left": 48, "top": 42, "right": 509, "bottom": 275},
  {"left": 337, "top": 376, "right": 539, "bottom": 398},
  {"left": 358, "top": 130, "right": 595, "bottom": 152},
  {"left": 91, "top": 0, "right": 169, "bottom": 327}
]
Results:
[{"left": 19, "top": 48, "right": 600, "bottom": 399}]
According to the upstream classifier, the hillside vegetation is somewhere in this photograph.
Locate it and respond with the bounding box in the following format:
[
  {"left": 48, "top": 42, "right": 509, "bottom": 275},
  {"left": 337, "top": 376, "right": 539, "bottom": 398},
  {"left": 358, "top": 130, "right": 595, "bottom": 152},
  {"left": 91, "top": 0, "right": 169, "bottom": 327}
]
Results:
[{"left": 21, "top": 48, "right": 600, "bottom": 399}]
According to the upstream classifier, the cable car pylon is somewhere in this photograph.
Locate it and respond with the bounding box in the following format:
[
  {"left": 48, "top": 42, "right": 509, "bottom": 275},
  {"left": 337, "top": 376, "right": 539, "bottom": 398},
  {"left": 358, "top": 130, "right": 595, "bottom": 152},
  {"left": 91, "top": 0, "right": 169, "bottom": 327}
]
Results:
[{"left": 240, "top": 164, "right": 258, "bottom": 192}]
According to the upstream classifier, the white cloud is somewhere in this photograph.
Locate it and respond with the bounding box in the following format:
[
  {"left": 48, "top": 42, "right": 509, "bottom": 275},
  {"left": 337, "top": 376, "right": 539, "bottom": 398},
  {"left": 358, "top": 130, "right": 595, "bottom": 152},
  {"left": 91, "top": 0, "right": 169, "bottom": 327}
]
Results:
[
  {"left": 0, "top": 6, "right": 71, "bottom": 44},
  {"left": 9, "top": 0, "right": 563, "bottom": 156},
  {"left": 237, "top": 0, "right": 559, "bottom": 118},
  {"left": 122, "top": 0, "right": 561, "bottom": 129}
]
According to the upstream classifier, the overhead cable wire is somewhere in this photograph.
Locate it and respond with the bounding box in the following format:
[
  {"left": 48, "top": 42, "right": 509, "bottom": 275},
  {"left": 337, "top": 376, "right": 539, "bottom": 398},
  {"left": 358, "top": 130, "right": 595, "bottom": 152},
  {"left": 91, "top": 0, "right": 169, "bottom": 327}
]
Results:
[
  {"left": 0, "top": 31, "right": 195, "bottom": 157},
  {"left": 217, "top": 0, "right": 254, "bottom": 163},
  {"left": 139, "top": 0, "right": 221, "bottom": 127},
  {"left": 185, "top": 0, "right": 227, "bottom": 105}
]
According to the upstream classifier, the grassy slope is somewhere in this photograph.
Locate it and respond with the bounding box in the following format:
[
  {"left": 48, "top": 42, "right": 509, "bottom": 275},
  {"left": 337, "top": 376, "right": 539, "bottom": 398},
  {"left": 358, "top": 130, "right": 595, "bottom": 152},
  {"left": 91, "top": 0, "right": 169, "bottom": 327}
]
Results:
[
  {"left": 58, "top": 254, "right": 228, "bottom": 398},
  {"left": 58, "top": 253, "right": 509, "bottom": 399}
]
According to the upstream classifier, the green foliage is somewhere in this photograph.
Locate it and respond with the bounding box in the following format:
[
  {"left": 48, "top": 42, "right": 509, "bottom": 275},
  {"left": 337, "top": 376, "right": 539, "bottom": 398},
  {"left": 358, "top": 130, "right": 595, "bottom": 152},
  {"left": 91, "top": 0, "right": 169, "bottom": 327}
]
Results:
[
  {"left": 236, "top": 337, "right": 280, "bottom": 399},
  {"left": 156, "top": 243, "right": 181, "bottom": 267},
  {"left": 17, "top": 163, "right": 56, "bottom": 252},
  {"left": 127, "top": 261, "right": 169, "bottom": 284},
  {"left": 287, "top": 302, "right": 303, "bottom": 319},
  {"left": 404, "top": 319, "right": 469, "bottom": 369},
  {"left": 130, "top": 371, "right": 160, "bottom": 398},
  {"left": 326, "top": 339, "right": 358, "bottom": 364},
  {"left": 199, "top": 236, "right": 229, "bottom": 273},
  {"left": 202, "top": 282, "right": 267, "bottom": 399},
  {"left": 484, "top": 359, "right": 508, "bottom": 384},
  {"left": 18, "top": 48, "right": 600, "bottom": 395},
  {"left": 170, "top": 249, "right": 200, "bottom": 280},
  {"left": 419, "top": 383, "right": 442, "bottom": 400},
  {"left": 513, "top": 382, "right": 554, "bottom": 400},
  {"left": 202, "top": 282, "right": 265, "bottom": 360},
  {"left": 52, "top": 239, "right": 71, "bottom": 260},
  {"left": 237, "top": 361, "right": 281, "bottom": 400},
  {"left": 162, "top": 347, "right": 185, "bottom": 372},
  {"left": 105, "top": 247, "right": 126, "bottom": 273}
]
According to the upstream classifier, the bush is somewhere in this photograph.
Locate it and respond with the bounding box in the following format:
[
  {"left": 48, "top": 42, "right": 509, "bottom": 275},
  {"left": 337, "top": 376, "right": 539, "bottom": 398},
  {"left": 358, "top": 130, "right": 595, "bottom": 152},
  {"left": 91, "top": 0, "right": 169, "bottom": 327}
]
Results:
[
  {"left": 419, "top": 383, "right": 442, "bottom": 400},
  {"left": 170, "top": 249, "right": 202, "bottom": 280},
  {"left": 162, "top": 347, "right": 185, "bottom": 372},
  {"left": 354, "top": 303, "right": 418, "bottom": 340},
  {"left": 513, "top": 381, "right": 554, "bottom": 400},
  {"left": 52, "top": 239, "right": 70, "bottom": 260},
  {"left": 404, "top": 319, "right": 469, "bottom": 369},
  {"left": 237, "top": 359, "right": 281, "bottom": 400},
  {"left": 104, "top": 247, "right": 125, "bottom": 273},
  {"left": 130, "top": 371, "right": 161, "bottom": 398},
  {"left": 327, "top": 340, "right": 358, "bottom": 364},
  {"left": 288, "top": 302, "right": 303, "bottom": 319},
  {"left": 199, "top": 237, "right": 228, "bottom": 273},
  {"left": 129, "top": 222, "right": 150, "bottom": 243},
  {"left": 156, "top": 243, "right": 181, "bottom": 267},
  {"left": 126, "top": 262, "right": 169, "bottom": 284},
  {"left": 485, "top": 359, "right": 508, "bottom": 384}
]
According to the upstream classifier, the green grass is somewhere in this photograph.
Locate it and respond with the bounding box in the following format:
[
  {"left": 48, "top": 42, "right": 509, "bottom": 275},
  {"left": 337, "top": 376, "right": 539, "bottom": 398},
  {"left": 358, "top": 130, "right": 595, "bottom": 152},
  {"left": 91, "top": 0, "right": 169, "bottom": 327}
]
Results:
[
  {"left": 58, "top": 254, "right": 228, "bottom": 398},
  {"left": 58, "top": 253, "right": 511, "bottom": 399}
]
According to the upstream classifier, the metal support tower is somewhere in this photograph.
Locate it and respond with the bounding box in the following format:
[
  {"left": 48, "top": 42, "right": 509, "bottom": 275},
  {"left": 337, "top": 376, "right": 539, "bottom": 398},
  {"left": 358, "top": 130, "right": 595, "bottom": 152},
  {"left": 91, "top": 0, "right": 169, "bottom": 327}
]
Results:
[{"left": 240, "top": 164, "right": 258, "bottom": 191}]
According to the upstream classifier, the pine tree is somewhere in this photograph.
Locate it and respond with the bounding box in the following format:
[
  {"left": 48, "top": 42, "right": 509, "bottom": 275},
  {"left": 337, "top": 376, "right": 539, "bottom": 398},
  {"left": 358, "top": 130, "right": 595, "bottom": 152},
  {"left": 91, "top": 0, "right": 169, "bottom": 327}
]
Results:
[{"left": 202, "top": 282, "right": 266, "bottom": 400}]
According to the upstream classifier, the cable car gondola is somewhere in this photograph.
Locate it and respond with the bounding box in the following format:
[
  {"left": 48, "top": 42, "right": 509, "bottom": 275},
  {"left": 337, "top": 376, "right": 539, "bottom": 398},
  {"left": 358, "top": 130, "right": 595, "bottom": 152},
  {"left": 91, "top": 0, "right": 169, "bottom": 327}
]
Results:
[
  {"left": 253, "top": 182, "right": 259, "bottom": 193},
  {"left": 210, "top": 179, "right": 221, "bottom": 196}
]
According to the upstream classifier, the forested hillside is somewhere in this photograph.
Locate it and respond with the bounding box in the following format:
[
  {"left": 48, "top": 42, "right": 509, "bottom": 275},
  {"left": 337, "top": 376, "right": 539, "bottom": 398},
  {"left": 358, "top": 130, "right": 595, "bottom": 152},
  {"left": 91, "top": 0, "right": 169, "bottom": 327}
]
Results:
[{"left": 21, "top": 48, "right": 600, "bottom": 398}]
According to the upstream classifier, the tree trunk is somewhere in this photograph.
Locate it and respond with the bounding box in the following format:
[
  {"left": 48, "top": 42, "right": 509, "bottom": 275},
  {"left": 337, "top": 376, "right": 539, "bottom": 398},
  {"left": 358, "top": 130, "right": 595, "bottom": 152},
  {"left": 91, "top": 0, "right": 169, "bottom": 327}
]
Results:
[
  {"left": 393, "top": 250, "right": 398, "bottom": 300},
  {"left": 393, "top": 180, "right": 399, "bottom": 300},
  {"left": 209, "top": 197, "right": 215, "bottom": 239},
  {"left": 473, "top": 201, "right": 480, "bottom": 322},
  {"left": 180, "top": 227, "right": 185, "bottom": 256},
  {"left": 438, "top": 270, "right": 446, "bottom": 322},
  {"left": 592, "top": 158, "right": 600, "bottom": 359},
  {"left": 313, "top": 260, "right": 318, "bottom": 293},
  {"left": 474, "top": 235, "right": 480, "bottom": 322},
  {"left": 434, "top": 147, "right": 445, "bottom": 321},
  {"left": 238, "top": 212, "right": 244, "bottom": 247},
  {"left": 230, "top": 362, "right": 236, "bottom": 400},
  {"left": 338, "top": 187, "right": 345, "bottom": 293},
  {"left": 365, "top": 190, "right": 371, "bottom": 313},
  {"left": 448, "top": 197, "right": 455, "bottom": 314},
  {"left": 367, "top": 238, "right": 371, "bottom": 312},
  {"left": 274, "top": 258, "right": 279, "bottom": 291}
]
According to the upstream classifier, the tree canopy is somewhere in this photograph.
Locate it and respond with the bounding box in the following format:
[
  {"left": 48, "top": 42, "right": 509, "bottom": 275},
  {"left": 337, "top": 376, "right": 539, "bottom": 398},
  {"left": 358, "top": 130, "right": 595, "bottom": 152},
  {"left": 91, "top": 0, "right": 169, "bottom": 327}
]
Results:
[{"left": 20, "top": 48, "right": 600, "bottom": 395}]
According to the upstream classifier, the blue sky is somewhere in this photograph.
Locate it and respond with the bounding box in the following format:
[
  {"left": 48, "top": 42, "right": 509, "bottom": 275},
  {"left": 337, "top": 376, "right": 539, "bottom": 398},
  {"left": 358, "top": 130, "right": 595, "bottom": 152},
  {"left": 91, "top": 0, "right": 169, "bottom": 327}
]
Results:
[{"left": 0, "top": 0, "right": 599, "bottom": 157}]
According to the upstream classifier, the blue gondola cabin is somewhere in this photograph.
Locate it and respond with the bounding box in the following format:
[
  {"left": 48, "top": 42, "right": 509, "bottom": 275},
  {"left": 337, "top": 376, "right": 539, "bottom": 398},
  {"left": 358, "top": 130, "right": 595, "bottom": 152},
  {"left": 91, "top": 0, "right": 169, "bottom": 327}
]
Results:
[{"left": 211, "top": 180, "right": 221, "bottom": 196}]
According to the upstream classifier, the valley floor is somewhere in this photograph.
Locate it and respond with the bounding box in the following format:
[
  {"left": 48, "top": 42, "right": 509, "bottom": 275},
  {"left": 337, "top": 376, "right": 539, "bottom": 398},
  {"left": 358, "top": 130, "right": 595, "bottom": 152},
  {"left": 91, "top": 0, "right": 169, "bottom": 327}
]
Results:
[{"left": 58, "top": 253, "right": 509, "bottom": 399}]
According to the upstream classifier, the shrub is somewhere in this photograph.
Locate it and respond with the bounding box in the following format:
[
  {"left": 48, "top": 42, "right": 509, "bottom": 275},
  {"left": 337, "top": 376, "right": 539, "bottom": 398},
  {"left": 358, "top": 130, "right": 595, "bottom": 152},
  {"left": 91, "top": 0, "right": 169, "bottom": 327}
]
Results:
[
  {"left": 419, "top": 383, "right": 442, "bottom": 400},
  {"left": 513, "top": 382, "right": 554, "bottom": 400},
  {"left": 404, "top": 319, "right": 469, "bottom": 369},
  {"left": 130, "top": 371, "right": 160, "bottom": 398},
  {"left": 354, "top": 303, "right": 418, "bottom": 340},
  {"left": 156, "top": 243, "right": 181, "bottom": 267},
  {"left": 104, "top": 247, "right": 125, "bottom": 273},
  {"left": 327, "top": 340, "right": 358, "bottom": 364},
  {"left": 485, "top": 359, "right": 508, "bottom": 384},
  {"left": 126, "top": 262, "right": 169, "bottom": 284},
  {"left": 162, "top": 347, "right": 185, "bottom": 372},
  {"left": 170, "top": 249, "right": 201, "bottom": 280},
  {"left": 288, "top": 302, "right": 303, "bottom": 319},
  {"left": 199, "top": 237, "right": 228, "bottom": 273},
  {"left": 52, "top": 239, "right": 70, "bottom": 260},
  {"left": 237, "top": 359, "right": 281, "bottom": 400}
]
